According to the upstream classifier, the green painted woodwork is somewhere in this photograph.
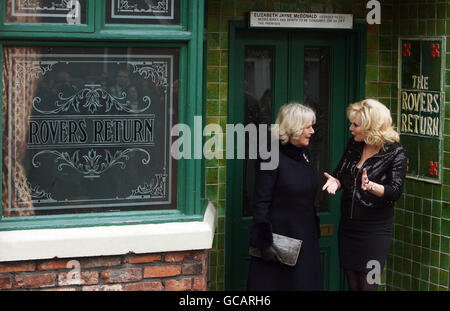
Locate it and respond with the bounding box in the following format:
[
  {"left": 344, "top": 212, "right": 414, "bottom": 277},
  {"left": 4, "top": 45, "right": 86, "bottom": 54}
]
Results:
[{"left": 0, "top": 0, "right": 205, "bottom": 230}]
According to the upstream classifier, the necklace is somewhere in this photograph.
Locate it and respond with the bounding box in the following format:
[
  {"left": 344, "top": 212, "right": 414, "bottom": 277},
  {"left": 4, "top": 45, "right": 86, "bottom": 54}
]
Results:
[{"left": 302, "top": 152, "right": 309, "bottom": 163}]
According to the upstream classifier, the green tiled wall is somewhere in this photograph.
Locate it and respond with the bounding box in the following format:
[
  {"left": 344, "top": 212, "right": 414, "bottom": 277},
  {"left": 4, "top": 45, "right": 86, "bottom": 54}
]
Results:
[{"left": 205, "top": 0, "right": 449, "bottom": 291}]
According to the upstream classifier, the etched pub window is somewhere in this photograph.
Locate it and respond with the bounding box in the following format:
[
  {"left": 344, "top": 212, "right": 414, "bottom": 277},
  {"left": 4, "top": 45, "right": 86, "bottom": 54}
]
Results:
[
  {"left": 2, "top": 46, "right": 178, "bottom": 216},
  {"left": 106, "top": 0, "right": 180, "bottom": 25},
  {"left": 5, "top": 0, "right": 87, "bottom": 24}
]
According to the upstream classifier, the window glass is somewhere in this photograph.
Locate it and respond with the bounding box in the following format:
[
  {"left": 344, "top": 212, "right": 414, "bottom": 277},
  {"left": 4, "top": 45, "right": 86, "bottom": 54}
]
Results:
[
  {"left": 2, "top": 46, "right": 178, "bottom": 216},
  {"left": 105, "top": 0, "right": 180, "bottom": 25},
  {"left": 5, "top": 0, "right": 87, "bottom": 24}
]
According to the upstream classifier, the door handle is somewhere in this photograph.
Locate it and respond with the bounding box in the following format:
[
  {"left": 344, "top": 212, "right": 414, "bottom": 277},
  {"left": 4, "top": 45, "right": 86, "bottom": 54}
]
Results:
[{"left": 320, "top": 224, "right": 334, "bottom": 237}]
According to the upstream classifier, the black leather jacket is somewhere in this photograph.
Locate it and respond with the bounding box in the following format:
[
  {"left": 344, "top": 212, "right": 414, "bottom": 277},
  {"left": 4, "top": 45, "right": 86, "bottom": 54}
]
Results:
[{"left": 333, "top": 138, "right": 408, "bottom": 221}]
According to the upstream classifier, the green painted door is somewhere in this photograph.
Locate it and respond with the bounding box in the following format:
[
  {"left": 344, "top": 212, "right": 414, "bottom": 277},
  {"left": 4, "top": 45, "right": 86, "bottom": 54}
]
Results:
[{"left": 226, "top": 25, "right": 361, "bottom": 290}]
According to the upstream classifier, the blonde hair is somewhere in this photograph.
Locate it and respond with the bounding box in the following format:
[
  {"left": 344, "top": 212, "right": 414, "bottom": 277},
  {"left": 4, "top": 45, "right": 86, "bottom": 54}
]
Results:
[
  {"left": 274, "top": 103, "right": 316, "bottom": 144},
  {"left": 347, "top": 99, "right": 399, "bottom": 147}
]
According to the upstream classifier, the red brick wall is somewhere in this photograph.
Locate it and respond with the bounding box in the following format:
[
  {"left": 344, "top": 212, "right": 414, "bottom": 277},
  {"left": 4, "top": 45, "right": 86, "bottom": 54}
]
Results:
[{"left": 0, "top": 250, "right": 209, "bottom": 291}]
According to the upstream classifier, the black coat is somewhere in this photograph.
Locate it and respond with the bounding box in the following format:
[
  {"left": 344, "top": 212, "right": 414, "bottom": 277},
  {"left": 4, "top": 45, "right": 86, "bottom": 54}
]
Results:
[
  {"left": 332, "top": 138, "right": 408, "bottom": 221},
  {"left": 247, "top": 142, "right": 323, "bottom": 291}
]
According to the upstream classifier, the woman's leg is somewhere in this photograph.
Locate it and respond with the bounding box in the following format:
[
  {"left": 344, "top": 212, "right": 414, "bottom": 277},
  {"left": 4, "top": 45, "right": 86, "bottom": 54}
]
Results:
[
  {"left": 358, "top": 271, "right": 378, "bottom": 291},
  {"left": 344, "top": 269, "right": 360, "bottom": 291}
]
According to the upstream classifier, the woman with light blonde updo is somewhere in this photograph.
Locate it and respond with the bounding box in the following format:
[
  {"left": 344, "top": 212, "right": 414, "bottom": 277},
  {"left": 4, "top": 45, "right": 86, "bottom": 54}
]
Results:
[{"left": 322, "top": 99, "right": 408, "bottom": 291}]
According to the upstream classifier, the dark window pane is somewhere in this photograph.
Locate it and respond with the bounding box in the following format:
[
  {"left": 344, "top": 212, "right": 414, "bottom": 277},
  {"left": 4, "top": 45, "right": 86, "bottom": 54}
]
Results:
[
  {"left": 2, "top": 46, "right": 178, "bottom": 216},
  {"left": 6, "top": 0, "right": 87, "bottom": 24},
  {"left": 304, "top": 47, "right": 331, "bottom": 213},
  {"left": 242, "top": 46, "right": 273, "bottom": 217},
  {"left": 106, "top": 0, "right": 180, "bottom": 25}
]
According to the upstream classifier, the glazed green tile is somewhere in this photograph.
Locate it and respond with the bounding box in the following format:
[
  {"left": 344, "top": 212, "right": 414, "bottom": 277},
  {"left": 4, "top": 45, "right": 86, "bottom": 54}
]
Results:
[
  {"left": 430, "top": 267, "right": 439, "bottom": 284},
  {"left": 437, "top": 20, "right": 446, "bottom": 36},
  {"left": 207, "top": 0, "right": 221, "bottom": 16},
  {"left": 405, "top": 195, "right": 414, "bottom": 212},
  {"left": 220, "top": 33, "right": 229, "bottom": 50},
  {"left": 365, "top": 82, "right": 378, "bottom": 97},
  {"left": 402, "top": 275, "right": 411, "bottom": 290},
  {"left": 217, "top": 266, "right": 224, "bottom": 282},
  {"left": 394, "top": 209, "right": 404, "bottom": 224},
  {"left": 431, "top": 233, "right": 441, "bottom": 251},
  {"left": 419, "top": 280, "right": 429, "bottom": 290},
  {"left": 423, "top": 199, "right": 432, "bottom": 215},
  {"left": 379, "top": 67, "right": 392, "bottom": 82},
  {"left": 217, "top": 216, "right": 225, "bottom": 233},
  {"left": 439, "top": 270, "right": 449, "bottom": 287},
  {"left": 207, "top": 15, "right": 220, "bottom": 32},
  {"left": 218, "top": 183, "right": 226, "bottom": 200},
  {"left": 422, "top": 214, "right": 431, "bottom": 232},
  {"left": 221, "top": 0, "right": 235, "bottom": 17},
  {"left": 206, "top": 184, "right": 218, "bottom": 201},
  {"left": 220, "top": 51, "right": 228, "bottom": 67},
  {"left": 413, "top": 213, "right": 422, "bottom": 229},
  {"left": 207, "top": 83, "right": 220, "bottom": 100},
  {"left": 380, "top": 36, "right": 393, "bottom": 51},
  {"left": 405, "top": 211, "right": 413, "bottom": 227},
  {"left": 206, "top": 167, "right": 219, "bottom": 184},
  {"left": 218, "top": 167, "right": 226, "bottom": 183},
  {"left": 366, "top": 65, "right": 378, "bottom": 81},
  {"left": 207, "top": 33, "right": 220, "bottom": 49},
  {"left": 366, "top": 34, "right": 379, "bottom": 50},
  {"left": 429, "top": 283, "right": 439, "bottom": 291},
  {"left": 418, "top": 20, "right": 427, "bottom": 36},
  {"left": 421, "top": 265, "right": 430, "bottom": 281},
  {"left": 422, "top": 231, "right": 431, "bottom": 248},
  {"left": 423, "top": 184, "right": 433, "bottom": 199},
  {"left": 442, "top": 219, "right": 450, "bottom": 236},
  {"left": 432, "top": 217, "right": 441, "bottom": 235},
  {"left": 432, "top": 201, "right": 442, "bottom": 218},
  {"left": 414, "top": 197, "right": 422, "bottom": 214},
  {"left": 205, "top": 158, "right": 219, "bottom": 168},
  {"left": 432, "top": 184, "right": 442, "bottom": 201},
  {"left": 404, "top": 227, "right": 413, "bottom": 244},
  {"left": 444, "top": 153, "right": 450, "bottom": 169},
  {"left": 219, "top": 67, "right": 228, "bottom": 83},
  {"left": 207, "top": 66, "right": 220, "bottom": 83},
  {"left": 219, "top": 83, "right": 228, "bottom": 100},
  {"left": 443, "top": 203, "right": 450, "bottom": 220},
  {"left": 442, "top": 236, "right": 450, "bottom": 254},
  {"left": 431, "top": 250, "right": 440, "bottom": 267},
  {"left": 206, "top": 100, "right": 220, "bottom": 117},
  {"left": 413, "top": 229, "right": 422, "bottom": 246},
  {"left": 437, "top": 3, "right": 446, "bottom": 19},
  {"left": 207, "top": 50, "right": 221, "bottom": 66},
  {"left": 219, "top": 100, "right": 227, "bottom": 116},
  {"left": 439, "top": 253, "right": 449, "bottom": 271}
]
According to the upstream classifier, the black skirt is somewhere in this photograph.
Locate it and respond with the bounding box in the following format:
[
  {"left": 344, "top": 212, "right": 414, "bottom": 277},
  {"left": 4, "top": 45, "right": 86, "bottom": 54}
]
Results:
[{"left": 338, "top": 217, "right": 394, "bottom": 273}]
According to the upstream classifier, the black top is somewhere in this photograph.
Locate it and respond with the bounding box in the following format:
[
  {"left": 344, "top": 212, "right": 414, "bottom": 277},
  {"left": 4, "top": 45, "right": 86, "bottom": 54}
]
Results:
[{"left": 333, "top": 138, "right": 408, "bottom": 221}]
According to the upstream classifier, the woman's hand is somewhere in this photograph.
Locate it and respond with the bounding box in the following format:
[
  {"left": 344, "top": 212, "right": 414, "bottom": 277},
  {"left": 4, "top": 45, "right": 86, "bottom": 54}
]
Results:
[
  {"left": 322, "top": 172, "right": 341, "bottom": 194},
  {"left": 361, "top": 168, "right": 370, "bottom": 191}
]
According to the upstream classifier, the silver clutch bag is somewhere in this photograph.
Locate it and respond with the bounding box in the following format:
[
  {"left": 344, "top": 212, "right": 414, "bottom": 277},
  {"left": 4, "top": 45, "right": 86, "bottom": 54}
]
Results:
[{"left": 249, "top": 233, "right": 302, "bottom": 266}]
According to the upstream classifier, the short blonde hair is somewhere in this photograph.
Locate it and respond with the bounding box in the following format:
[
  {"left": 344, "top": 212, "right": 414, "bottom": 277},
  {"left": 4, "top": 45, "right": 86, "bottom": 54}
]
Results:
[
  {"left": 274, "top": 103, "right": 316, "bottom": 144},
  {"left": 347, "top": 99, "right": 399, "bottom": 147}
]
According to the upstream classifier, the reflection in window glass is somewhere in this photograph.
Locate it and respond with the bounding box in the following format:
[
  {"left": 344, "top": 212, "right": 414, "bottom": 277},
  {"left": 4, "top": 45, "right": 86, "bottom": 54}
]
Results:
[
  {"left": 5, "top": 0, "right": 87, "bottom": 24},
  {"left": 304, "top": 47, "right": 331, "bottom": 213},
  {"left": 2, "top": 46, "right": 179, "bottom": 216},
  {"left": 106, "top": 0, "right": 180, "bottom": 25},
  {"left": 242, "top": 47, "right": 273, "bottom": 217}
]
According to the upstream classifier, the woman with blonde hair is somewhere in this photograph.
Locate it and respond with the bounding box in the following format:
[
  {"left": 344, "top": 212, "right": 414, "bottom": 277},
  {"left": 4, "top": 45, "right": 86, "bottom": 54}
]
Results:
[
  {"left": 247, "top": 102, "right": 323, "bottom": 291},
  {"left": 322, "top": 99, "right": 408, "bottom": 291}
]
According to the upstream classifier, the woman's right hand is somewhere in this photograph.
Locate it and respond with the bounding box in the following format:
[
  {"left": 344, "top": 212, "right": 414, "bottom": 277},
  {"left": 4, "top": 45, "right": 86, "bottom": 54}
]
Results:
[{"left": 322, "top": 172, "right": 341, "bottom": 194}]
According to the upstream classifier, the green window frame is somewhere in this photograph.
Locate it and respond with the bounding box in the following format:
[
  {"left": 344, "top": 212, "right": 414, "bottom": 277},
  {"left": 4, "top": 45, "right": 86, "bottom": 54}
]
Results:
[{"left": 0, "top": 0, "right": 205, "bottom": 231}]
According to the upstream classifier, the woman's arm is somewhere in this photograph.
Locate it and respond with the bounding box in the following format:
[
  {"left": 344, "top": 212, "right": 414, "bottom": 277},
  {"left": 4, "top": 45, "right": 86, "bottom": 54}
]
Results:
[
  {"left": 249, "top": 160, "right": 278, "bottom": 248},
  {"left": 361, "top": 147, "right": 407, "bottom": 200}
]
